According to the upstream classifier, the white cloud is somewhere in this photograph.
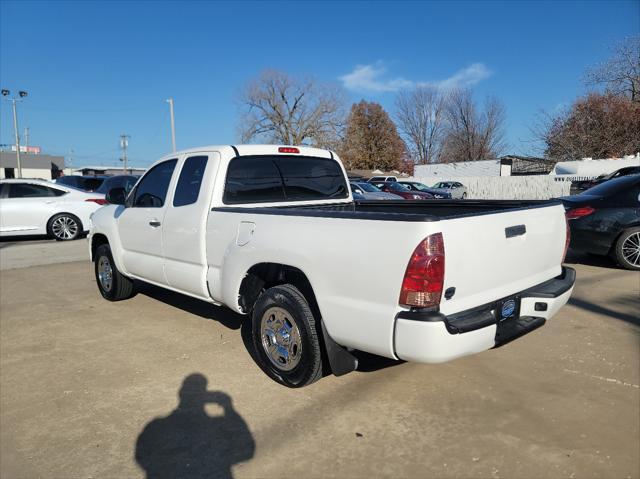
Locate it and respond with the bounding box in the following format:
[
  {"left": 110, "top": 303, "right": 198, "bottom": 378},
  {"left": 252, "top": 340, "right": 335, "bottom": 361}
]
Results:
[
  {"left": 340, "top": 62, "right": 492, "bottom": 92},
  {"left": 339, "top": 63, "right": 413, "bottom": 92},
  {"left": 422, "top": 63, "right": 492, "bottom": 89}
]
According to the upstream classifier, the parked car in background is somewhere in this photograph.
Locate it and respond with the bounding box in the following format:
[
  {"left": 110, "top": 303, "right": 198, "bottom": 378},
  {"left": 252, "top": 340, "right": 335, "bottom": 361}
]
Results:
[
  {"left": 399, "top": 181, "right": 452, "bottom": 199},
  {"left": 570, "top": 166, "right": 640, "bottom": 195},
  {"left": 370, "top": 181, "right": 434, "bottom": 199},
  {"left": 561, "top": 174, "right": 640, "bottom": 270},
  {"left": 431, "top": 181, "right": 468, "bottom": 199},
  {"left": 95, "top": 175, "right": 140, "bottom": 196},
  {"left": 368, "top": 175, "right": 398, "bottom": 183},
  {"left": 89, "top": 144, "right": 574, "bottom": 388},
  {"left": 56, "top": 175, "right": 108, "bottom": 192},
  {"left": 0, "top": 179, "right": 107, "bottom": 240},
  {"left": 350, "top": 182, "right": 403, "bottom": 200}
]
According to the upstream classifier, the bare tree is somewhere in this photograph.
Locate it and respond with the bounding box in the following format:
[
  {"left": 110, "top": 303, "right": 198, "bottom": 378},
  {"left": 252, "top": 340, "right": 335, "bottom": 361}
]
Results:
[
  {"left": 237, "top": 70, "right": 345, "bottom": 148},
  {"left": 585, "top": 36, "right": 640, "bottom": 102},
  {"left": 395, "top": 86, "right": 446, "bottom": 165},
  {"left": 440, "top": 88, "right": 506, "bottom": 162}
]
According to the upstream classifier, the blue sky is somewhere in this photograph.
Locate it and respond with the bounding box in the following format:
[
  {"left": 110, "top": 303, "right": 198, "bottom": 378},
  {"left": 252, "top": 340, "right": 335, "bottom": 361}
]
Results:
[{"left": 1, "top": 0, "right": 638, "bottom": 168}]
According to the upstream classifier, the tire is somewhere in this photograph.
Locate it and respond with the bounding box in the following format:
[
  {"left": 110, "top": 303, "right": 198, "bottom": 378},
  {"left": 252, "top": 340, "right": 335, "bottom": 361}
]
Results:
[
  {"left": 47, "top": 213, "right": 82, "bottom": 241},
  {"left": 251, "top": 284, "right": 323, "bottom": 388},
  {"left": 461, "top": 192, "right": 467, "bottom": 199},
  {"left": 614, "top": 227, "right": 640, "bottom": 270},
  {"left": 94, "top": 244, "right": 136, "bottom": 301}
]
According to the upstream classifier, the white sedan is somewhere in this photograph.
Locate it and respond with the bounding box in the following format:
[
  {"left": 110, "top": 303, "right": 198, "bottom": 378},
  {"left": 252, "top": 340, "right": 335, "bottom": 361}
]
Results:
[{"left": 0, "top": 179, "right": 107, "bottom": 241}]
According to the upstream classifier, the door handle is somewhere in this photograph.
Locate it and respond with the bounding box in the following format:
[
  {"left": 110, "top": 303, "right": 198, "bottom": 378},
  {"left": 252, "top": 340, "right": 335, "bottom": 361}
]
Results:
[{"left": 149, "top": 220, "right": 161, "bottom": 227}]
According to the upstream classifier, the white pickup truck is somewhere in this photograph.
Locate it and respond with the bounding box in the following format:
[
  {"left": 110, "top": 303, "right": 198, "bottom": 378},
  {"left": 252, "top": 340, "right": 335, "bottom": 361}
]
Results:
[{"left": 89, "top": 145, "right": 575, "bottom": 387}]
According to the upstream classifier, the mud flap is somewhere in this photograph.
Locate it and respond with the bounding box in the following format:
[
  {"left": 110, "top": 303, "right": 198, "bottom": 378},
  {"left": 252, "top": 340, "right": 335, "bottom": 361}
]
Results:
[{"left": 320, "top": 321, "right": 359, "bottom": 376}]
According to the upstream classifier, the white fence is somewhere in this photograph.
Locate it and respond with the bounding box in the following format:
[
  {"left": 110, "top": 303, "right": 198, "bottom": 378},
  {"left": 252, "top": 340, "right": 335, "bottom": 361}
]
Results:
[{"left": 411, "top": 176, "right": 571, "bottom": 200}]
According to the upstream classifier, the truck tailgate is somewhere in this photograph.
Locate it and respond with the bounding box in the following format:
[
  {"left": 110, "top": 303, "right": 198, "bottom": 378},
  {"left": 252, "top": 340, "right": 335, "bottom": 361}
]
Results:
[{"left": 437, "top": 203, "right": 567, "bottom": 316}]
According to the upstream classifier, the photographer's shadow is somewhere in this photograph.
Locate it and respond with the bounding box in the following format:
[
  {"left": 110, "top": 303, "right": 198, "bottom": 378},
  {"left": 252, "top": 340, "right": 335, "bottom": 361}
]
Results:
[{"left": 135, "top": 374, "right": 255, "bottom": 479}]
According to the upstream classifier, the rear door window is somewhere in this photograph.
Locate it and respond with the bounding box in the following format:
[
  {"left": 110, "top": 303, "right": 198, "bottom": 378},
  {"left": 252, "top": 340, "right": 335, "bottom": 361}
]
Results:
[
  {"left": 174, "top": 156, "right": 208, "bottom": 207},
  {"left": 8, "top": 183, "right": 65, "bottom": 198}
]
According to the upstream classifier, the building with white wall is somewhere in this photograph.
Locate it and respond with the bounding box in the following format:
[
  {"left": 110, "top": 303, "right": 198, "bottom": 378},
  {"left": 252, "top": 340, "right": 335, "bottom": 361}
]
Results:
[
  {"left": 552, "top": 154, "right": 640, "bottom": 178},
  {"left": 414, "top": 156, "right": 555, "bottom": 178}
]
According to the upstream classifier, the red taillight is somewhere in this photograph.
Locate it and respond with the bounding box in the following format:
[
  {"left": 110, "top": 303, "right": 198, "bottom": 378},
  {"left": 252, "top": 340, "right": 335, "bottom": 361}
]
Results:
[
  {"left": 85, "top": 198, "right": 108, "bottom": 205},
  {"left": 562, "top": 216, "right": 571, "bottom": 262},
  {"left": 278, "top": 147, "right": 300, "bottom": 154},
  {"left": 566, "top": 206, "right": 595, "bottom": 220},
  {"left": 399, "top": 233, "right": 445, "bottom": 308}
]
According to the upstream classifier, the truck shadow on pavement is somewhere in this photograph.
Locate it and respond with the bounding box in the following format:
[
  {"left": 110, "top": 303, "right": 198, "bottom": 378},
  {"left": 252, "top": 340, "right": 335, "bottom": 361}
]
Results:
[
  {"left": 136, "top": 282, "right": 244, "bottom": 330},
  {"left": 569, "top": 295, "right": 640, "bottom": 327},
  {"left": 137, "top": 281, "right": 403, "bottom": 377},
  {"left": 135, "top": 373, "right": 255, "bottom": 479}
]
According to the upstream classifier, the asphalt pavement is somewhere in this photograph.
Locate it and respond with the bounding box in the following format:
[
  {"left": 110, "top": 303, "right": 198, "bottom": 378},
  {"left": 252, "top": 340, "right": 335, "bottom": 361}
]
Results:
[{"left": 0, "top": 239, "right": 638, "bottom": 478}]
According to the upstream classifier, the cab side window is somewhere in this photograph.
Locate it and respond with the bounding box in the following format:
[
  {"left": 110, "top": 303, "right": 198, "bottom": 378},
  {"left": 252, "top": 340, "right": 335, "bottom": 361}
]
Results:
[
  {"left": 132, "top": 160, "right": 177, "bottom": 207},
  {"left": 173, "top": 156, "right": 208, "bottom": 207}
]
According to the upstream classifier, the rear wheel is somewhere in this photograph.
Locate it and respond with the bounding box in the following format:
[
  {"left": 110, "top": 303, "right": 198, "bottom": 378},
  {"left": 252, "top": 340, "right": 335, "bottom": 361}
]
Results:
[
  {"left": 251, "top": 284, "right": 323, "bottom": 388},
  {"left": 94, "top": 244, "right": 136, "bottom": 300},
  {"left": 47, "top": 213, "right": 82, "bottom": 241},
  {"left": 461, "top": 192, "right": 467, "bottom": 199},
  {"left": 614, "top": 228, "right": 640, "bottom": 270}
]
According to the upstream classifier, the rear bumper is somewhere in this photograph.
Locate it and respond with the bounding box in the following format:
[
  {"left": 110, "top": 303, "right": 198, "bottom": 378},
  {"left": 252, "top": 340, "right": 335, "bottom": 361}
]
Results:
[{"left": 393, "top": 267, "right": 576, "bottom": 363}]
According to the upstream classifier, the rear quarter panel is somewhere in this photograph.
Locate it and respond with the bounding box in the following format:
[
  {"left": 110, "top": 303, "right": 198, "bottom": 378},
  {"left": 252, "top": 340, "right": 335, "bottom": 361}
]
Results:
[{"left": 206, "top": 211, "right": 431, "bottom": 358}]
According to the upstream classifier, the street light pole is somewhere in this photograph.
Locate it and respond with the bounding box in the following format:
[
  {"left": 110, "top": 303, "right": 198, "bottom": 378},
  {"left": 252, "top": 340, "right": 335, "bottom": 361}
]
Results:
[
  {"left": 11, "top": 99, "right": 22, "bottom": 178},
  {"left": 166, "top": 98, "right": 176, "bottom": 152}
]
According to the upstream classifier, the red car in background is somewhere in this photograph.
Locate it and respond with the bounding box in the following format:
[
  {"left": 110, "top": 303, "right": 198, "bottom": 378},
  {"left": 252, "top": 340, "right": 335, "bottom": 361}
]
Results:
[{"left": 370, "top": 181, "right": 434, "bottom": 199}]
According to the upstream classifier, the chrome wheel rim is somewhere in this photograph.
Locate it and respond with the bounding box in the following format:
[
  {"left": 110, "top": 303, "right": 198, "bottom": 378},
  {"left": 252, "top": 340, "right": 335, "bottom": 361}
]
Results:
[
  {"left": 52, "top": 216, "right": 78, "bottom": 240},
  {"left": 97, "top": 256, "right": 113, "bottom": 292},
  {"left": 260, "top": 307, "right": 302, "bottom": 371},
  {"left": 622, "top": 232, "right": 640, "bottom": 266}
]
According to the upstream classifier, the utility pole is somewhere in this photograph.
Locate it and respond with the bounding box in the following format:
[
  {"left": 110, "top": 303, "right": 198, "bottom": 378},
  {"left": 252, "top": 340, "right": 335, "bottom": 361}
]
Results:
[
  {"left": 2, "top": 89, "right": 28, "bottom": 178},
  {"left": 11, "top": 100, "right": 21, "bottom": 177},
  {"left": 166, "top": 98, "right": 176, "bottom": 152},
  {"left": 120, "top": 134, "right": 130, "bottom": 174}
]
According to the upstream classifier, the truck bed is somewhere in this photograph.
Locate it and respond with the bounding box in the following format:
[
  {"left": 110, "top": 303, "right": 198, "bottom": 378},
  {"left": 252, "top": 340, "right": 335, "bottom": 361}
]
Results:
[{"left": 213, "top": 199, "right": 560, "bottom": 222}]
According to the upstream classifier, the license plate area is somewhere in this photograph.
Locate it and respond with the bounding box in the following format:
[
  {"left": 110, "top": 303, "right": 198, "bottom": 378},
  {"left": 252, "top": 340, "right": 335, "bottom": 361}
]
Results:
[{"left": 495, "top": 295, "right": 521, "bottom": 323}]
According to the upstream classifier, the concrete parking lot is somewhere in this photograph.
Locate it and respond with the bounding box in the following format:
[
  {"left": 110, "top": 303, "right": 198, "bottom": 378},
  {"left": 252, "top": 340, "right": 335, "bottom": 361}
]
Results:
[{"left": 1, "top": 239, "right": 638, "bottom": 479}]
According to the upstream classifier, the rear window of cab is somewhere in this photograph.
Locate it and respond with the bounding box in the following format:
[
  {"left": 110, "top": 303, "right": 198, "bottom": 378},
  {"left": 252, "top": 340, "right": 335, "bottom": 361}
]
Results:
[{"left": 223, "top": 155, "right": 349, "bottom": 204}]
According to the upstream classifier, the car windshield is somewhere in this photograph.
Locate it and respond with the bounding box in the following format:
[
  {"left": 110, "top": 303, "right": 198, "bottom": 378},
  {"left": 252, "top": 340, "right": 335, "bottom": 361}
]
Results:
[
  {"left": 386, "top": 182, "right": 409, "bottom": 192},
  {"left": 580, "top": 174, "right": 640, "bottom": 197},
  {"left": 96, "top": 176, "right": 140, "bottom": 194},
  {"left": 407, "top": 182, "right": 429, "bottom": 191},
  {"left": 356, "top": 182, "right": 380, "bottom": 192}
]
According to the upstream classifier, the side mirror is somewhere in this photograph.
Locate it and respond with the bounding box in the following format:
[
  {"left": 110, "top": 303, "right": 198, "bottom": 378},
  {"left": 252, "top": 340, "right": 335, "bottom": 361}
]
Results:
[{"left": 106, "top": 187, "right": 127, "bottom": 205}]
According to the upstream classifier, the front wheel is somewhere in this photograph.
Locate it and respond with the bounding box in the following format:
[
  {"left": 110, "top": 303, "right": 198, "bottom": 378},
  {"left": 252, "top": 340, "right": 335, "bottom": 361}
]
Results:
[
  {"left": 251, "top": 284, "right": 323, "bottom": 388},
  {"left": 614, "top": 228, "right": 640, "bottom": 270},
  {"left": 94, "top": 244, "right": 136, "bottom": 300},
  {"left": 48, "top": 213, "right": 82, "bottom": 241}
]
